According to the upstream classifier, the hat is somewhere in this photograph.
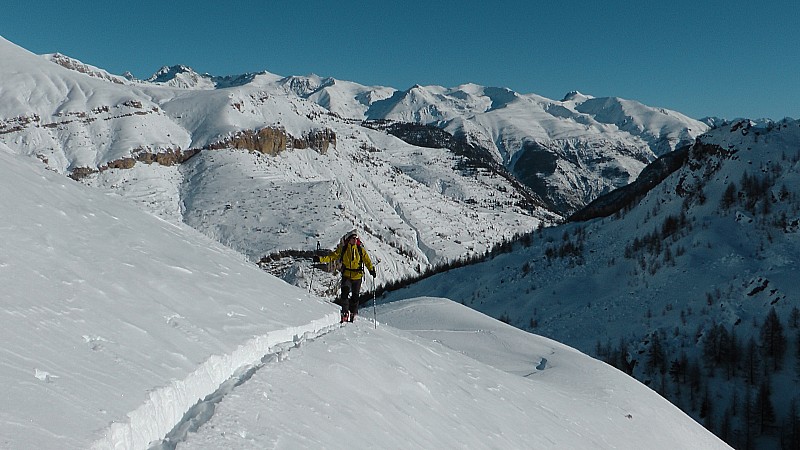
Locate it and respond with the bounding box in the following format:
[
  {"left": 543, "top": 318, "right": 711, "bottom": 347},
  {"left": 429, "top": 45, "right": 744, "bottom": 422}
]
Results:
[{"left": 345, "top": 230, "right": 359, "bottom": 240}]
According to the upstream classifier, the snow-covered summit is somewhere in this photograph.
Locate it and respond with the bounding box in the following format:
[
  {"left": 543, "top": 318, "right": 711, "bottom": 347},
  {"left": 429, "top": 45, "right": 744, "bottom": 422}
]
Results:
[
  {"left": 145, "top": 64, "right": 216, "bottom": 89},
  {"left": 142, "top": 64, "right": 261, "bottom": 90},
  {"left": 562, "top": 90, "right": 593, "bottom": 102},
  {"left": 326, "top": 80, "right": 708, "bottom": 213}
]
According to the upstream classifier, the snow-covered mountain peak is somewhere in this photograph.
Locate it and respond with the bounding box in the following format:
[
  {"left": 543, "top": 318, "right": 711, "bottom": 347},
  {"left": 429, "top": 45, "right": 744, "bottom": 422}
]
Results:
[
  {"left": 139, "top": 64, "right": 265, "bottom": 90},
  {"left": 145, "top": 64, "right": 216, "bottom": 89},
  {"left": 277, "top": 73, "right": 332, "bottom": 96},
  {"left": 570, "top": 95, "right": 708, "bottom": 155},
  {"left": 561, "top": 90, "right": 593, "bottom": 103},
  {"left": 1, "top": 33, "right": 713, "bottom": 223},
  {"left": 0, "top": 34, "right": 706, "bottom": 273},
  {"left": 148, "top": 64, "right": 195, "bottom": 80},
  {"left": 451, "top": 82, "right": 485, "bottom": 94}
]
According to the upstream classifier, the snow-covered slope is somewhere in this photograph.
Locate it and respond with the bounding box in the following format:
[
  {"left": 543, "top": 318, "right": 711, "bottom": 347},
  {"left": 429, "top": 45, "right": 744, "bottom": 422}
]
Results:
[
  {"left": 384, "top": 119, "right": 800, "bottom": 448},
  {"left": 391, "top": 118, "right": 800, "bottom": 358},
  {"left": 0, "top": 38, "right": 190, "bottom": 173},
  {"left": 177, "top": 297, "right": 729, "bottom": 450},
  {"left": 0, "top": 146, "right": 729, "bottom": 449},
  {"left": 0, "top": 146, "right": 338, "bottom": 449}
]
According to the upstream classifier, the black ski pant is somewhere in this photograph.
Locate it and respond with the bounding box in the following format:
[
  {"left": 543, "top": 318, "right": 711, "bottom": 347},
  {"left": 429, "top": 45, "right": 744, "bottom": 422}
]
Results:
[{"left": 339, "top": 276, "right": 362, "bottom": 316}]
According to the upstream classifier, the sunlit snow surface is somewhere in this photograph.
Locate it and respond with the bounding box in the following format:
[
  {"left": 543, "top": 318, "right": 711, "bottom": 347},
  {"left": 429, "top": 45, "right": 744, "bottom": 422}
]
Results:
[{"left": 178, "top": 298, "right": 728, "bottom": 449}]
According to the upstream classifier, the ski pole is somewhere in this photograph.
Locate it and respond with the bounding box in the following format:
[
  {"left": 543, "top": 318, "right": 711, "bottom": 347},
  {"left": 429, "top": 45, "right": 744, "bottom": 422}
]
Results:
[
  {"left": 308, "top": 241, "right": 320, "bottom": 293},
  {"left": 372, "top": 264, "right": 378, "bottom": 329}
]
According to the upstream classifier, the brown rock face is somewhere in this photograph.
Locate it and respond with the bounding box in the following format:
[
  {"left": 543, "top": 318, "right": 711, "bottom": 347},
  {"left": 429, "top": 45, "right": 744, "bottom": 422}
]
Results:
[
  {"left": 293, "top": 128, "right": 336, "bottom": 154},
  {"left": 208, "top": 127, "right": 287, "bottom": 155},
  {"left": 207, "top": 126, "right": 336, "bottom": 155},
  {"left": 68, "top": 147, "right": 200, "bottom": 180}
]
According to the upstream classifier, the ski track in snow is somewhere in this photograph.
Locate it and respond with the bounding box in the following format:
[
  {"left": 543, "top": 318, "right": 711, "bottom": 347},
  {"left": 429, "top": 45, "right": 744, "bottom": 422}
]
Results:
[
  {"left": 148, "top": 321, "right": 345, "bottom": 450},
  {"left": 88, "top": 314, "right": 341, "bottom": 450}
]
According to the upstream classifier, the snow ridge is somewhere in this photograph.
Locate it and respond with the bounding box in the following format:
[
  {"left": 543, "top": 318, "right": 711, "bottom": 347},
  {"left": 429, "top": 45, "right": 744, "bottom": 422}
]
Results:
[{"left": 91, "top": 317, "right": 337, "bottom": 449}]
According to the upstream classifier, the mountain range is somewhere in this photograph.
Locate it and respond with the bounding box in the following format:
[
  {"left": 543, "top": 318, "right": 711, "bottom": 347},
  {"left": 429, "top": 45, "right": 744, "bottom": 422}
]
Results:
[{"left": 0, "top": 35, "right": 708, "bottom": 290}]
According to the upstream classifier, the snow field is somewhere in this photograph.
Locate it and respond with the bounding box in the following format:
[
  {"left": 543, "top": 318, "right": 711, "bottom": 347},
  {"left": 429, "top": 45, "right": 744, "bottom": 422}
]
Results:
[
  {"left": 176, "top": 297, "right": 729, "bottom": 449},
  {"left": 0, "top": 148, "right": 342, "bottom": 449}
]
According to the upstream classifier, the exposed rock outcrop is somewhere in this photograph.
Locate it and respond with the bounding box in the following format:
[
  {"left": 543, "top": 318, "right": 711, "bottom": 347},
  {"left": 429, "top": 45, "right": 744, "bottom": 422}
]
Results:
[
  {"left": 206, "top": 127, "right": 287, "bottom": 155},
  {"left": 45, "top": 53, "right": 127, "bottom": 84},
  {"left": 295, "top": 128, "right": 336, "bottom": 154},
  {"left": 206, "top": 126, "right": 335, "bottom": 155},
  {"left": 68, "top": 147, "right": 200, "bottom": 180}
]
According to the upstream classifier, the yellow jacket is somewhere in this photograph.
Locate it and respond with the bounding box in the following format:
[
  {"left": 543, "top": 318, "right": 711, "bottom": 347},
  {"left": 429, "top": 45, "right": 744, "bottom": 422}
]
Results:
[{"left": 319, "top": 242, "right": 374, "bottom": 280}]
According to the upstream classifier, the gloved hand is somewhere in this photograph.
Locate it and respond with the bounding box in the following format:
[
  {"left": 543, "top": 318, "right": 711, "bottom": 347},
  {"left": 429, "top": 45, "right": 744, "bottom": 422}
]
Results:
[{"left": 369, "top": 269, "right": 376, "bottom": 278}]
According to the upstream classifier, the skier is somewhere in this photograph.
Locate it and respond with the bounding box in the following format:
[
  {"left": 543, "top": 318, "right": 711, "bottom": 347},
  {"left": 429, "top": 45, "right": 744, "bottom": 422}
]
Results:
[{"left": 315, "top": 230, "right": 376, "bottom": 323}]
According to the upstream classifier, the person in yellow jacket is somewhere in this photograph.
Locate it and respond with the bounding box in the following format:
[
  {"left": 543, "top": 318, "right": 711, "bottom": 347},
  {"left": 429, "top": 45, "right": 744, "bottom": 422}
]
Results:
[{"left": 316, "top": 230, "right": 376, "bottom": 322}]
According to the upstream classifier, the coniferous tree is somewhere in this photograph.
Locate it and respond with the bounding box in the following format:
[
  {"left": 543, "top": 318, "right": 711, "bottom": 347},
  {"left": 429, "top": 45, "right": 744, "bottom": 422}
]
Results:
[
  {"left": 646, "top": 332, "right": 666, "bottom": 377},
  {"left": 669, "top": 355, "right": 687, "bottom": 384},
  {"left": 700, "top": 387, "right": 714, "bottom": 428},
  {"left": 720, "top": 182, "right": 738, "bottom": 210},
  {"left": 745, "top": 337, "right": 761, "bottom": 386},
  {"left": 719, "top": 405, "right": 733, "bottom": 446},
  {"left": 795, "top": 330, "right": 800, "bottom": 380},
  {"left": 702, "top": 324, "right": 720, "bottom": 375},
  {"left": 717, "top": 325, "right": 732, "bottom": 374},
  {"left": 789, "top": 306, "right": 800, "bottom": 329},
  {"left": 728, "top": 326, "right": 741, "bottom": 379},
  {"left": 679, "top": 351, "right": 689, "bottom": 384},
  {"left": 688, "top": 357, "right": 703, "bottom": 404},
  {"left": 760, "top": 307, "right": 787, "bottom": 370},
  {"left": 755, "top": 378, "right": 776, "bottom": 433}
]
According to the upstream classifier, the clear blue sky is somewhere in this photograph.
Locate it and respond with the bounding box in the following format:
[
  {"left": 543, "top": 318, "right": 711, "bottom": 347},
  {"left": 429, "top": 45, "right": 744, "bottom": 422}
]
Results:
[{"left": 2, "top": 0, "right": 798, "bottom": 120}]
